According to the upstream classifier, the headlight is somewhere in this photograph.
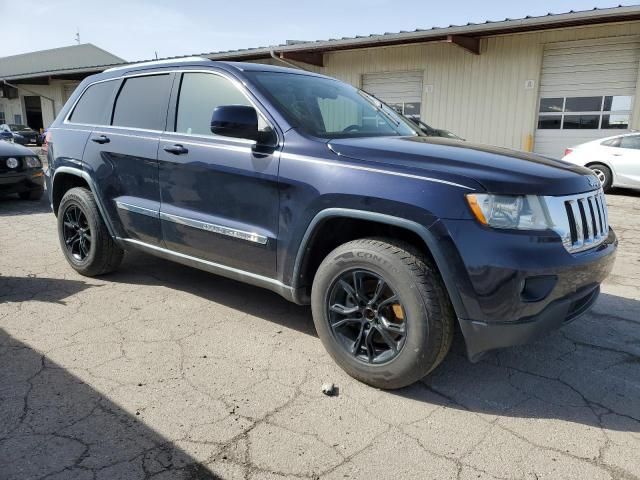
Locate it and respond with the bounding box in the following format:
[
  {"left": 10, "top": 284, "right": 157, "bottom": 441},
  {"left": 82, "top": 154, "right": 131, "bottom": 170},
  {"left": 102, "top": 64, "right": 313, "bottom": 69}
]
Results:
[
  {"left": 466, "top": 194, "right": 552, "bottom": 230},
  {"left": 25, "top": 156, "right": 41, "bottom": 168}
]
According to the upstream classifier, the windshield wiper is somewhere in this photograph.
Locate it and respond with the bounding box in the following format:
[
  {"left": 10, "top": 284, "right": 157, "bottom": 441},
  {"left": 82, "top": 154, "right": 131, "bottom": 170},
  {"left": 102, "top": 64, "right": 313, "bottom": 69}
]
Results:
[{"left": 357, "top": 91, "right": 401, "bottom": 127}]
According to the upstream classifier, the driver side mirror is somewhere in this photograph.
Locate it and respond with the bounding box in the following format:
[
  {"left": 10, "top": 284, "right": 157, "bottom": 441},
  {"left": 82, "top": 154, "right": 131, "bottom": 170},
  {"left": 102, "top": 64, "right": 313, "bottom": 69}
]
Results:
[{"left": 210, "top": 105, "right": 259, "bottom": 142}]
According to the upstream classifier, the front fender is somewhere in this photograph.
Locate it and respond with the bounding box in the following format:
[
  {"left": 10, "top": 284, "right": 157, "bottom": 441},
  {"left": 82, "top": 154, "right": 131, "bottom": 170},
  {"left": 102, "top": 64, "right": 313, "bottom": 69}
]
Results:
[{"left": 288, "top": 207, "right": 469, "bottom": 320}]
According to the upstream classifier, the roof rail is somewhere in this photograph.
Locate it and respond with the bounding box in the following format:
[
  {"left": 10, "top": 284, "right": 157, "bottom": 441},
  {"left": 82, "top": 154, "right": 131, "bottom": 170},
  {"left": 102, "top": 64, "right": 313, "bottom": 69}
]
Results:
[{"left": 104, "top": 56, "right": 210, "bottom": 73}]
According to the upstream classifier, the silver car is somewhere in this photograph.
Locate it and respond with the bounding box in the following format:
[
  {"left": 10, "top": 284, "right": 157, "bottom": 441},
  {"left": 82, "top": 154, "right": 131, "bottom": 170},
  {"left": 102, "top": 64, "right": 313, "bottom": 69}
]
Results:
[{"left": 563, "top": 133, "right": 640, "bottom": 192}]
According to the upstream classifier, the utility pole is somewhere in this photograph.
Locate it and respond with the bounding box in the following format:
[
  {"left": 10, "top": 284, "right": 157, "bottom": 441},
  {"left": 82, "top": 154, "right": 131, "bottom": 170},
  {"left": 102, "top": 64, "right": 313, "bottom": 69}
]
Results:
[{"left": 75, "top": 29, "right": 81, "bottom": 45}]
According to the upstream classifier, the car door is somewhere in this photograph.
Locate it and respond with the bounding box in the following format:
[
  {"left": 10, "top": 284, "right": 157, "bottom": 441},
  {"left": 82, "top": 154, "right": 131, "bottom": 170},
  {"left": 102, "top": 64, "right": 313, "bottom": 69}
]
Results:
[
  {"left": 157, "top": 70, "right": 280, "bottom": 277},
  {"left": 612, "top": 135, "right": 640, "bottom": 187},
  {"left": 82, "top": 73, "right": 174, "bottom": 246}
]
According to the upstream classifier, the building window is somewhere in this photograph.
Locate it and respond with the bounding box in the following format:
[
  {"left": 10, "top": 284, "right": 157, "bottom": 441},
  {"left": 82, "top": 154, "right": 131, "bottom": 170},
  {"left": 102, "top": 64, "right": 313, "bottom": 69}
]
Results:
[
  {"left": 537, "top": 95, "right": 633, "bottom": 130},
  {"left": 14, "top": 114, "right": 22, "bottom": 125},
  {"left": 0, "top": 110, "right": 5, "bottom": 124}
]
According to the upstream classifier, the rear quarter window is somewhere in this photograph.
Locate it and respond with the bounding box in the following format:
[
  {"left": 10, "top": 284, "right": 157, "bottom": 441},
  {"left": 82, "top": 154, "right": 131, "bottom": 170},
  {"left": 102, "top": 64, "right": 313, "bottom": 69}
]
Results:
[
  {"left": 68, "top": 81, "right": 118, "bottom": 125},
  {"left": 112, "top": 74, "right": 173, "bottom": 131}
]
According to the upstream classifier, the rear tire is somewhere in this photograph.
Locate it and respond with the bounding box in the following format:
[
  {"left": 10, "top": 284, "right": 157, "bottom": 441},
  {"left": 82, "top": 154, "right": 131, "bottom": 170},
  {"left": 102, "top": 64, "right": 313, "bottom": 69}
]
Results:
[
  {"left": 19, "top": 188, "right": 43, "bottom": 201},
  {"left": 57, "top": 187, "right": 124, "bottom": 276},
  {"left": 588, "top": 163, "right": 612, "bottom": 192},
  {"left": 311, "top": 238, "right": 455, "bottom": 390}
]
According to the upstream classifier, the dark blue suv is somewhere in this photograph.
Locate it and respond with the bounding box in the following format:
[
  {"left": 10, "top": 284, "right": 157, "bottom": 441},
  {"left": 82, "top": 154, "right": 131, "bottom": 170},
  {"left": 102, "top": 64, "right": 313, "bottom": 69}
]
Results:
[{"left": 46, "top": 58, "right": 617, "bottom": 389}]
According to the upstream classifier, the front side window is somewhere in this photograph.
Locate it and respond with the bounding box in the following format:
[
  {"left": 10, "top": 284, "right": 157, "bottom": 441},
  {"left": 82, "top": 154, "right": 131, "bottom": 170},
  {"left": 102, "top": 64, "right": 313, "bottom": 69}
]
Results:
[
  {"left": 246, "top": 72, "right": 418, "bottom": 139},
  {"left": 176, "top": 73, "right": 253, "bottom": 136},
  {"left": 537, "top": 95, "right": 633, "bottom": 130},
  {"left": 112, "top": 74, "right": 172, "bottom": 130},
  {"left": 68, "top": 81, "right": 118, "bottom": 125}
]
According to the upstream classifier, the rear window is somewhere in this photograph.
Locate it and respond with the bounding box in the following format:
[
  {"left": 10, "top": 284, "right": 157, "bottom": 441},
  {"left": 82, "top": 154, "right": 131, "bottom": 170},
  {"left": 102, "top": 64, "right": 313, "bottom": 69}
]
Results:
[
  {"left": 112, "top": 74, "right": 172, "bottom": 131},
  {"left": 601, "top": 138, "right": 621, "bottom": 147},
  {"left": 68, "top": 81, "right": 118, "bottom": 125},
  {"left": 620, "top": 135, "right": 640, "bottom": 150}
]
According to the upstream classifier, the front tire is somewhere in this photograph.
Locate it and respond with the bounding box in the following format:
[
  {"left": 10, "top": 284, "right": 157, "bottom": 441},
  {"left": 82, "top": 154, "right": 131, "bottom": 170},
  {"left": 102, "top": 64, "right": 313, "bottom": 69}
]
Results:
[
  {"left": 57, "top": 187, "right": 124, "bottom": 276},
  {"left": 311, "top": 238, "right": 455, "bottom": 389},
  {"left": 588, "top": 163, "right": 613, "bottom": 192}
]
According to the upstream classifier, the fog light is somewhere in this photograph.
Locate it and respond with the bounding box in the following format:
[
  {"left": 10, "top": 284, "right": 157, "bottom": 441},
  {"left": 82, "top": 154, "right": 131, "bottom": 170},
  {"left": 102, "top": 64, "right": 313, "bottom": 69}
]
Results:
[
  {"left": 6, "top": 157, "right": 18, "bottom": 169},
  {"left": 521, "top": 275, "right": 557, "bottom": 302}
]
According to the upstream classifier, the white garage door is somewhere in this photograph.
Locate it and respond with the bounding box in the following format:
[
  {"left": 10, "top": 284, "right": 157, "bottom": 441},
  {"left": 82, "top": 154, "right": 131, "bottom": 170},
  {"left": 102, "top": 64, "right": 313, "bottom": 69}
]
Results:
[
  {"left": 534, "top": 36, "right": 640, "bottom": 158},
  {"left": 362, "top": 71, "right": 423, "bottom": 117}
]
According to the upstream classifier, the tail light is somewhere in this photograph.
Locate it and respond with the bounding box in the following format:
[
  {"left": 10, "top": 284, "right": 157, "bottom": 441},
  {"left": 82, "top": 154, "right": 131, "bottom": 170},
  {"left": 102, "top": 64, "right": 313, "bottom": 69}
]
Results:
[
  {"left": 42, "top": 131, "right": 51, "bottom": 154},
  {"left": 564, "top": 148, "right": 573, "bottom": 157}
]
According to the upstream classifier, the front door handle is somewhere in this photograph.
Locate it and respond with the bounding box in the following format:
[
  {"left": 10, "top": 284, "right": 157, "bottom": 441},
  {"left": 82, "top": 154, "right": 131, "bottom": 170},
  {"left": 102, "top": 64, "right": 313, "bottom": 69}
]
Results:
[
  {"left": 91, "top": 135, "right": 110, "bottom": 144},
  {"left": 164, "top": 144, "right": 189, "bottom": 155}
]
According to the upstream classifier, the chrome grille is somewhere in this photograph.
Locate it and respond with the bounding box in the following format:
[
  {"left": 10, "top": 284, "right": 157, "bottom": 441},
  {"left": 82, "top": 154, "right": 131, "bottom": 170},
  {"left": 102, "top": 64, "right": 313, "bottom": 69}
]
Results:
[{"left": 546, "top": 189, "right": 609, "bottom": 253}]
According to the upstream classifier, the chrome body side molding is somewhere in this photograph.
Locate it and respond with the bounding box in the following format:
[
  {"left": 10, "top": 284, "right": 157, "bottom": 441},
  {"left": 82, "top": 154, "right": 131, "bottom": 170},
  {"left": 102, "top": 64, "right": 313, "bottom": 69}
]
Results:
[
  {"left": 115, "top": 202, "right": 269, "bottom": 245},
  {"left": 115, "top": 201, "right": 159, "bottom": 218},
  {"left": 160, "top": 212, "right": 268, "bottom": 245}
]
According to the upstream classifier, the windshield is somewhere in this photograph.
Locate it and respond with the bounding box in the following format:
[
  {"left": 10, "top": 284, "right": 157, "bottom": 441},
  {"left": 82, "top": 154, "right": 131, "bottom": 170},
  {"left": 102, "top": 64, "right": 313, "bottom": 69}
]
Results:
[
  {"left": 246, "top": 72, "right": 418, "bottom": 139},
  {"left": 9, "top": 125, "right": 30, "bottom": 131}
]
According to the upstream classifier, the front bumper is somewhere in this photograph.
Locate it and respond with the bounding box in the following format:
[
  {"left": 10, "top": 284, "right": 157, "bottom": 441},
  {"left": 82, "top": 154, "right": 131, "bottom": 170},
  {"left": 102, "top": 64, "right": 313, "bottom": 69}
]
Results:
[
  {"left": 432, "top": 219, "right": 617, "bottom": 360},
  {"left": 460, "top": 284, "right": 600, "bottom": 361},
  {"left": 0, "top": 170, "right": 45, "bottom": 194}
]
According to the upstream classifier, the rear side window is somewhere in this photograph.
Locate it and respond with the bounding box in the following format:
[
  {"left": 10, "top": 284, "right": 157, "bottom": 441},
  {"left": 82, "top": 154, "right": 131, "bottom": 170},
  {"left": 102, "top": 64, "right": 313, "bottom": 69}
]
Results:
[
  {"left": 68, "top": 81, "right": 118, "bottom": 125},
  {"left": 112, "top": 74, "right": 172, "bottom": 130}
]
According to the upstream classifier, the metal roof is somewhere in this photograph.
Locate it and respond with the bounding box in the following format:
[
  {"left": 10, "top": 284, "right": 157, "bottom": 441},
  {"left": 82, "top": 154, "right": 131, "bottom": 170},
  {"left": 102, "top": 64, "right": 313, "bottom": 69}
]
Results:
[
  {"left": 197, "top": 4, "right": 640, "bottom": 59},
  {"left": 0, "top": 44, "right": 124, "bottom": 81},
  {"left": 2, "top": 5, "right": 639, "bottom": 81}
]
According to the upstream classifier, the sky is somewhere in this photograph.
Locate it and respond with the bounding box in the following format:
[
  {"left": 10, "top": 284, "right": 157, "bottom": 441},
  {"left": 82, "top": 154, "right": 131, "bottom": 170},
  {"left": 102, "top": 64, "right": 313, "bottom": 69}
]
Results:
[{"left": 0, "top": 0, "right": 636, "bottom": 61}]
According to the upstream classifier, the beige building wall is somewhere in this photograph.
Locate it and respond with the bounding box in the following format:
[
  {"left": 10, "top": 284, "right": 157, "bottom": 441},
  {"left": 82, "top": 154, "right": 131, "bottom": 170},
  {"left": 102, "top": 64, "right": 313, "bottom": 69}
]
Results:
[
  {"left": 315, "top": 21, "right": 640, "bottom": 151},
  {"left": 0, "top": 80, "right": 79, "bottom": 130}
]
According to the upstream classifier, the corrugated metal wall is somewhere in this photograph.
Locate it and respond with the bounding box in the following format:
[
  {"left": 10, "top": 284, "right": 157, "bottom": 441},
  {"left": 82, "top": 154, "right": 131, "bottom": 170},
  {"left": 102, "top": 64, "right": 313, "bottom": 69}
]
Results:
[{"left": 318, "top": 21, "right": 640, "bottom": 151}]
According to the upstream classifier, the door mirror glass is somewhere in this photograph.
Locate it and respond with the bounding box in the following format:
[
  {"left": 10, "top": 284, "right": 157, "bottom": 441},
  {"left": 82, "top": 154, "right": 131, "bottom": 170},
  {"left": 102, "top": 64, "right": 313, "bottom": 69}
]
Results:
[{"left": 210, "top": 105, "right": 259, "bottom": 142}]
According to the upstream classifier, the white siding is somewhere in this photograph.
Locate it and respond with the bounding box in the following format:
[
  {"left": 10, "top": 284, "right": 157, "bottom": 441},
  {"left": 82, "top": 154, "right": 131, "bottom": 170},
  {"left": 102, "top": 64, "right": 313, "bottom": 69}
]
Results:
[
  {"left": 0, "top": 81, "right": 80, "bottom": 130},
  {"left": 315, "top": 20, "right": 640, "bottom": 152}
]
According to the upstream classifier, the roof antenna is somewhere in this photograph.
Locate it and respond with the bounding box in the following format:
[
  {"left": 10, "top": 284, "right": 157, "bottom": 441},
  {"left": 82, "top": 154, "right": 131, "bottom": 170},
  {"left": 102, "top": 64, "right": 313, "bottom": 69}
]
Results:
[
  {"left": 75, "top": 29, "right": 81, "bottom": 45},
  {"left": 155, "top": 51, "right": 159, "bottom": 60}
]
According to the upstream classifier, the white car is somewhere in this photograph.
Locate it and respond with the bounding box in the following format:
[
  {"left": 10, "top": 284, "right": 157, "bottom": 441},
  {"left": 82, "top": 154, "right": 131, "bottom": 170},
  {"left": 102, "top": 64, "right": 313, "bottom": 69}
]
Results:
[{"left": 562, "top": 133, "right": 640, "bottom": 192}]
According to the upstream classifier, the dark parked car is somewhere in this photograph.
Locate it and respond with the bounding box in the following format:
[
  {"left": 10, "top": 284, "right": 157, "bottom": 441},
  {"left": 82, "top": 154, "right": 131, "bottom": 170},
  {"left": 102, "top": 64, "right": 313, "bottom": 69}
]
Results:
[
  {"left": 0, "top": 123, "right": 42, "bottom": 146},
  {"left": 0, "top": 140, "right": 45, "bottom": 200},
  {"left": 46, "top": 59, "right": 616, "bottom": 389},
  {"left": 406, "top": 115, "right": 464, "bottom": 140}
]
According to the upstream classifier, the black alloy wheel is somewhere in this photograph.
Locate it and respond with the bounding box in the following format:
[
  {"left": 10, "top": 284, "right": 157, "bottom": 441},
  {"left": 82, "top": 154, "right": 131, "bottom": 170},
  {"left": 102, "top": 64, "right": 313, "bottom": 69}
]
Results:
[
  {"left": 327, "top": 269, "right": 407, "bottom": 365},
  {"left": 62, "top": 204, "right": 92, "bottom": 261}
]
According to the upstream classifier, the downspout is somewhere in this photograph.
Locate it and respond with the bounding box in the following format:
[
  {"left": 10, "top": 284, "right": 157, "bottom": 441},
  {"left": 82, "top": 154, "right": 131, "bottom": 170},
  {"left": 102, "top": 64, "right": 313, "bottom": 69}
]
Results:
[{"left": 269, "top": 50, "right": 310, "bottom": 72}]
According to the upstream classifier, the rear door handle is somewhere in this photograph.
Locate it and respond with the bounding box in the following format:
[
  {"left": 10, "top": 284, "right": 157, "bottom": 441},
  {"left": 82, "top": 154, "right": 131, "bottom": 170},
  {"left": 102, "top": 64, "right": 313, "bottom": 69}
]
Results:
[
  {"left": 91, "top": 135, "right": 110, "bottom": 144},
  {"left": 163, "top": 144, "right": 189, "bottom": 155}
]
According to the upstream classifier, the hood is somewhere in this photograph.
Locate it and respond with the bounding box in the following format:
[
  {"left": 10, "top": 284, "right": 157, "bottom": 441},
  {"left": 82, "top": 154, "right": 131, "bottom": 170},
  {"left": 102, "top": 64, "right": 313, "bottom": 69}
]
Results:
[
  {"left": 328, "top": 136, "right": 599, "bottom": 196},
  {"left": 0, "top": 140, "right": 35, "bottom": 156}
]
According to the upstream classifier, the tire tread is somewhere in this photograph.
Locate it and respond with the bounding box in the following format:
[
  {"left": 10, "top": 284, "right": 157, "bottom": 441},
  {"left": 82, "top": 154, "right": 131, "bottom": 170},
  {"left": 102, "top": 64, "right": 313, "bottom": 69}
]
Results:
[{"left": 58, "top": 187, "right": 123, "bottom": 276}]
